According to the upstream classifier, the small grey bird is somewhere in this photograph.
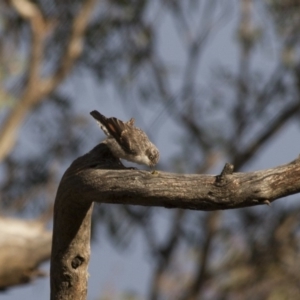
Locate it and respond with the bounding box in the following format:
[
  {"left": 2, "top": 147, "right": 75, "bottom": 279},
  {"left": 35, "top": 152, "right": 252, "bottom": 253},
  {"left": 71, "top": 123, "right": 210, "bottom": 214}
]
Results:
[{"left": 90, "top": 110, "right": 159, "bottom": 167}]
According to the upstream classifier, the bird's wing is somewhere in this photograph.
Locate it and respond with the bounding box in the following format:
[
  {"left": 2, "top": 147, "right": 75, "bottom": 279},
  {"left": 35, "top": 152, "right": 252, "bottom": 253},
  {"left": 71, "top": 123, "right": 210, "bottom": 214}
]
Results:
[{"left": 90, "top": 110, "right": 136, "bottom": 154}]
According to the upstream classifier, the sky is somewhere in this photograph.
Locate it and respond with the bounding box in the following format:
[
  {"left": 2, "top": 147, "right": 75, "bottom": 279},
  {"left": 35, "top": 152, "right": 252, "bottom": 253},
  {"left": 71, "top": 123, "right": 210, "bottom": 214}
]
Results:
[{"left": 2, "top": 2, "right": 300, "bottom": 300}]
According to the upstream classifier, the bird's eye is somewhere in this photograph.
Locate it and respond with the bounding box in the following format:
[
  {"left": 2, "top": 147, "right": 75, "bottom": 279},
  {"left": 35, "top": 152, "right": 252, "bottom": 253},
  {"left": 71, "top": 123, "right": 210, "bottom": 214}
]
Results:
[{"left": 149, "top": 155, "right": 153, "bottom": 160}]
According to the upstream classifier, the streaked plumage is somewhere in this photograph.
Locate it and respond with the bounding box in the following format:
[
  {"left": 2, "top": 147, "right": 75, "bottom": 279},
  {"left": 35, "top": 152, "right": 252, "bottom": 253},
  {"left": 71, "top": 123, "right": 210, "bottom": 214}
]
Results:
[{"left": 90, "top": 110, "right": 159, "bottom": 167}]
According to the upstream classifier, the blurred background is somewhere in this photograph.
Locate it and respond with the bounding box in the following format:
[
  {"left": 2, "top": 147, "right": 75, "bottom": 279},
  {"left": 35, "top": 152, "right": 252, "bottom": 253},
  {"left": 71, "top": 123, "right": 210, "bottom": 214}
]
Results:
[{"left": 1, "top": 0, "right": 300, "bottom": 299}]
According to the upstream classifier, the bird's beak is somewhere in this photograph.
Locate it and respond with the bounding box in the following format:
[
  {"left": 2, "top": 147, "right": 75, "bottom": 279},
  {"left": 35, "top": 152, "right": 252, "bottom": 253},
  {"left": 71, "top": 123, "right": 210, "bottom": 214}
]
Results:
[{"left": 150, "top": 167, "right": 158, "bottom": 175}]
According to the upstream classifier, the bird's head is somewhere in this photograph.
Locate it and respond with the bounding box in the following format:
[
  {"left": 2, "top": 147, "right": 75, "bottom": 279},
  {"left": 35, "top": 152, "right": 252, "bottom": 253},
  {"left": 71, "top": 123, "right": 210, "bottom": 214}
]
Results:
[{"left": 145, "top": 145, "right": 160, "bottom": 167}]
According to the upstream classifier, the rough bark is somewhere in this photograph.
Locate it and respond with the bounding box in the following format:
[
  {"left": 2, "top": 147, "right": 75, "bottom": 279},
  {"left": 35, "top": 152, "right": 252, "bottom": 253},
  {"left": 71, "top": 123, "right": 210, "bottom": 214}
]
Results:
[
  {"left": 0, "top": 217, "right": 51, "bottom": 290},
  {"left": 50, "top": 143, "right": 300, "bottom": 299},
  {"left": 50, "top": 144, "right": 126, "bottom": 300},
  {"left": 65, "top": 144, "right": 300, "bottom": 210}
]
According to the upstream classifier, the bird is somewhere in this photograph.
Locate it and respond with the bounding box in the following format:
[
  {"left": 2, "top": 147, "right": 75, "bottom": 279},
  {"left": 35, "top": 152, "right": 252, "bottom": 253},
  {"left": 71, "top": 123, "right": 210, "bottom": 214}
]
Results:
[{"left": 90, "top": 110, "right": 159, "bottom": 167}]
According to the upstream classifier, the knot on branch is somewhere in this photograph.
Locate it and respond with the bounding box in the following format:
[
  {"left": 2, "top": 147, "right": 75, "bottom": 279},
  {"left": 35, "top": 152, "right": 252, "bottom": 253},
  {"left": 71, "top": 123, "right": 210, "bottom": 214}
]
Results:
[
  {"left": 215, "top": 163, "right": 234, "bottom": 186},
  {"left": 71, "top": 256, "right": 85, "bottom": 269}
]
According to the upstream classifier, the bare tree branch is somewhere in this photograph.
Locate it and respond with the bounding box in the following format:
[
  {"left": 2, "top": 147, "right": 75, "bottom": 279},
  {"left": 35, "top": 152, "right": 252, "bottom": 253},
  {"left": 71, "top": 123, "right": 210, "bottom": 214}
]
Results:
[
  {"left": 10, "top": 0, "right": 45, "bottom": 86},
  {"left": 149, "top": 209, "right": 184, "bottom": 300},
  {"left": 0, "top": 0, "right": 96, "bottom": 162},
  {"left": 69, "top": 145, "right": 300, "bottom": 210},
  {"left": 0, "top": 217, "right": 51, "bottom": 290},
  {"left": 180, "top": 212, "right": 220, "bottom": 300},
  {"left": 41, "top": 0, "right": 97, "bottom": 92},
  {"left": 50, "top": 143, "right": 300, "bottom": 298},
  {"left": 0, "top": 0, "right": 47, "bottom": 162},
  {"left": 233, "top": 100, "right": 300, "bottom": 169}
]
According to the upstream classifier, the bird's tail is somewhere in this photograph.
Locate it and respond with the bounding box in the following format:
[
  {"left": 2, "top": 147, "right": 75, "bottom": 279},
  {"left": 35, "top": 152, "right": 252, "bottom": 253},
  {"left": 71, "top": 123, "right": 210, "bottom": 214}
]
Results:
[{"left": 90, "top": 110, "right": 106, "bottom": 123}]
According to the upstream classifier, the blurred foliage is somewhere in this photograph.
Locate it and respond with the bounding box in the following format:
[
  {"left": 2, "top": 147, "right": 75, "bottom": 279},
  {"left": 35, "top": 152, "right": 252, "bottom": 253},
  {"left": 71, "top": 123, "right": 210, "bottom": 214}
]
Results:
[{"left": 1, "top": 0, "right": 300, "bottom": 299}]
